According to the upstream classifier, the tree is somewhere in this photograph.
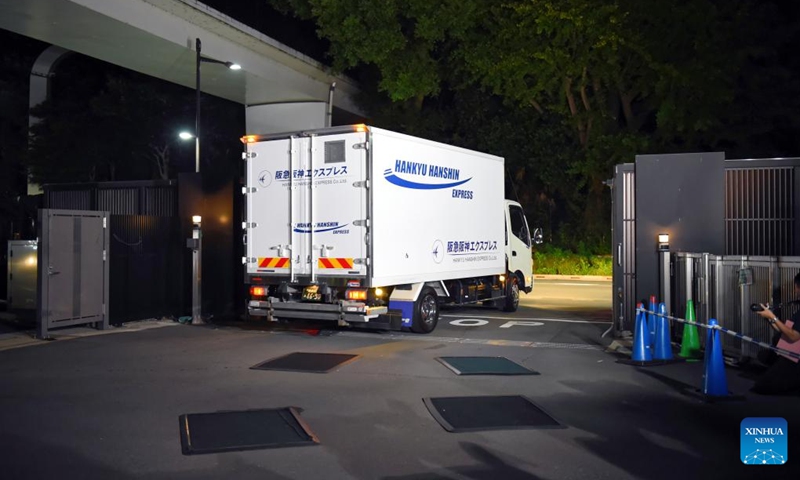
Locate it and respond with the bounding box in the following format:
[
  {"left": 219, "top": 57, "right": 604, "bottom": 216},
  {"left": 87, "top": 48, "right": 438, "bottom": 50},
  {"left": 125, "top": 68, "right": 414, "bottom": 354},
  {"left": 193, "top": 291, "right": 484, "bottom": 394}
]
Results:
[{"left": 272, "top": 0, "right": 788, "bottom": 252}]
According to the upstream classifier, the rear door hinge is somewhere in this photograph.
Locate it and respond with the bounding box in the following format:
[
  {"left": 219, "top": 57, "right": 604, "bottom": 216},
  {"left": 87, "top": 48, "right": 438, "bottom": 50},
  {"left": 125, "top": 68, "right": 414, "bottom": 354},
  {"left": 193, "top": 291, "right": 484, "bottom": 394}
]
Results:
[
  {"left": 353, "top": 180, "right": 369, "bottom": 188},
  {"left": 353, "top": 219, "right": 370, "bottom": 227},
  {"left": 353, "top": 142, "right": 368, "bottom": 150},
  {"left": 242, "top": 222, "right": 258, "bottom": 229},
  {"left": 242, "top": 187, "right": 257, "bottom": 194},
  {"left": 242, "top": 152, "right": 258, "bottom": 160},
  {"left": 102, "top": 250, "right": 107, "bottom": 261},
  {"left": 103, "top": 217, "right": 107, "bottom": 228}
]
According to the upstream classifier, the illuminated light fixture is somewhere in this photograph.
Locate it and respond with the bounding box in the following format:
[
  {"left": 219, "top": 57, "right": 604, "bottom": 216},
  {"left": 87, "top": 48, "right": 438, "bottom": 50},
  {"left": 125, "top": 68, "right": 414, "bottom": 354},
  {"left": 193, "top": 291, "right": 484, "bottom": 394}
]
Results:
[
  {"left": 250, "top": 286, "right": 266, "bottom": 297},
  {"left": 178, "top": 131, "right": 194, "bottom": 140},
  {"left": 354, "top": 124, "right": 368, "bottom": 133},
  {"left": 346, "top": 289, "right": 368, "bottom": 301},
  {"left": 658, "top": 233, "right": 669, "bottom": 244},
  {"left": 499, "top": 274, "right": 506, "bottom": 282},
  {"left": 241, "top": 135, "right": 258, "bottom": 144},
  {"left": 192, "top": 215, "right": 202, "bottom": 224},
  {"left": 25, "top": 256, "right": 36, "bottom": 266},
  {"left": 375, "top": 287, "right": 384, "bottom": 297},
  {"left": 227, "top": 62, "right": 242, "bottom": 70}
]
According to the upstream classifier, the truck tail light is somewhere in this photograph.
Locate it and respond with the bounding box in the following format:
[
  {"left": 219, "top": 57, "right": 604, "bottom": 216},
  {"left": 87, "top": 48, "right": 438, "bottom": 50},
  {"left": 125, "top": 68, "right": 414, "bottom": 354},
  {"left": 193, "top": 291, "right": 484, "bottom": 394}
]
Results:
[
  {"left": 250, "top": 286, "right": 266, "bottom": 297},
  {"left": 346, "top": 289, "right": 367, "bottom": 301}
]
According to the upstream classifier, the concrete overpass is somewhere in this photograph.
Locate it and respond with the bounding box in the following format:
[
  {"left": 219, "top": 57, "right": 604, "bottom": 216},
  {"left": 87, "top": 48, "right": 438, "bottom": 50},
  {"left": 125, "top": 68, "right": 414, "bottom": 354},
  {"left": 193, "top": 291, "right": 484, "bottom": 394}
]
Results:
[{"left": 0, "top": 0, "right": 363, "bottom": 134}]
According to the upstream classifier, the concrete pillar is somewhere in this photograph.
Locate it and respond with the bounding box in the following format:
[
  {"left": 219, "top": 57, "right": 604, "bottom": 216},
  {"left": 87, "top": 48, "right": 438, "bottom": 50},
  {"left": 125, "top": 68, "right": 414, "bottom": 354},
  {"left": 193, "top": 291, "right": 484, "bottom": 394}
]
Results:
[
  {"left": 28, "top": 45, "right": 72, "bottom": 195},
  {"left": 245, "top": 102, "right": 327, "bottom": 135}
]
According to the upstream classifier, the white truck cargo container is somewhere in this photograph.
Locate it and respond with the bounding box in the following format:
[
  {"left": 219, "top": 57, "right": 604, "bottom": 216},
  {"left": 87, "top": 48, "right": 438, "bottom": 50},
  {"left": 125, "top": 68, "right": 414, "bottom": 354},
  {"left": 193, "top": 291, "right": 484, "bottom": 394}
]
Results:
[{"left": 242, "top": 125, "right": 540, "bottom": 333}]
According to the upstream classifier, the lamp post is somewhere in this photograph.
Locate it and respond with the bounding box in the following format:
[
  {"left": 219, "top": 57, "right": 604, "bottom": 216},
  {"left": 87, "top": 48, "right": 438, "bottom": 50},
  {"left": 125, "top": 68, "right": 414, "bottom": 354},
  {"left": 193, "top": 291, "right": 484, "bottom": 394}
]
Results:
[
  {"left": 658, "top": 233, "right": 671, "bottom": 315},
  {"left": 190, "top": 215, "right": 203, "bottom": 325},
  {"left": 181, "top": 38, "right": 241, "bottom": 172}
]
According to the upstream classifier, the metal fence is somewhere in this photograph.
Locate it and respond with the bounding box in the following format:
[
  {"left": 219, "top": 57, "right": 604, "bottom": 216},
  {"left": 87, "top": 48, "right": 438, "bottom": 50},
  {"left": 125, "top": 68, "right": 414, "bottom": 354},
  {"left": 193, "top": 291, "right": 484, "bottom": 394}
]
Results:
[
  {"left": 725, "top": 167, "right": 795, "bottom": 256},
  {"left": 672, "top": 253, "right": 800, "bottom": 360},
  {"left": 44, "top": 180, "right": 182, "bottom": 324}
]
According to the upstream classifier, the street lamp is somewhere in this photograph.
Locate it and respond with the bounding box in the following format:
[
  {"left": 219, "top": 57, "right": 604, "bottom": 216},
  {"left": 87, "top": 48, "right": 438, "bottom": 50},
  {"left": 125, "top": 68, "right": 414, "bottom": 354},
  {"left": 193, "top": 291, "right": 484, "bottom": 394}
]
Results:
[{"left": 181, "top": 38, "right": 241, "bottom": 173}]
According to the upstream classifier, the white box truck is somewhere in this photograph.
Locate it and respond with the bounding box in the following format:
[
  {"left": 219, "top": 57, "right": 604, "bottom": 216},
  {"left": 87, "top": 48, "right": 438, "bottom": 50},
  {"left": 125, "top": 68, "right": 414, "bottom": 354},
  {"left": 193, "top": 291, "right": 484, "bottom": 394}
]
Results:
[{"left": 242, "top": 125, "right": 540, "bottom": 333}]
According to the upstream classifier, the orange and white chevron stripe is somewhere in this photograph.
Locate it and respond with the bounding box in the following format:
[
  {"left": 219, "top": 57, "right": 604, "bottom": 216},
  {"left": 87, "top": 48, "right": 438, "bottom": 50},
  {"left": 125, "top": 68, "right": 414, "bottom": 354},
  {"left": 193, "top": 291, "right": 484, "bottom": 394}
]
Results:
[
  {"left": 317, "top": 258, "right": 355, "bottom": 269},
  {"left": 258, "top": 257, "right": 290, "bottom": 268}
]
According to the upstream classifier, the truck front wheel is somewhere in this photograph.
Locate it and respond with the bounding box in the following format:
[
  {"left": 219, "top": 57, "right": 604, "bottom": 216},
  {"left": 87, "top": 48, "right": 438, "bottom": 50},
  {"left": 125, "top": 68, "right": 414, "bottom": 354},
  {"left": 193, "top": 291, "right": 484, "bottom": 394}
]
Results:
[
  {"left": 412, "top": 287, "right": 439, "bottom": 333},
  {"left": 501, "top": 275, "right": 520, "bottom": 312}
]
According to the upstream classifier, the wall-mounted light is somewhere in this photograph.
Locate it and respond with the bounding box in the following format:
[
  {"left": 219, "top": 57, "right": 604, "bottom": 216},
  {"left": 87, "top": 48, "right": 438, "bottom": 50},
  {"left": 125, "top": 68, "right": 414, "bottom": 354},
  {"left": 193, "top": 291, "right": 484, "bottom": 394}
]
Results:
[
  {"left": 192, "top": 215, "right": 202, "bottom": 225},
  {"left": 658, "top": 233, "right": 669, "bottom": 244}
]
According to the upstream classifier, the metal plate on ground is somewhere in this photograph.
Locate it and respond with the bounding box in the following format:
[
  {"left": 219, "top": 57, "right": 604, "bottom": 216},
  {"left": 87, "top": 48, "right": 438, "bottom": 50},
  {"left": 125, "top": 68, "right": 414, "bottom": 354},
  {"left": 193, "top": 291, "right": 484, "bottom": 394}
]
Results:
[
  {"left": 179, "top": 407, "right": 319, "bottom": 455},
  {"left": 436, "top": 356, "right": 540, "bottom": 375},
  {"left": 423, "top": 396, "right": 565, "bottom": 432},
  {"left": 251, "top": 352, "right": 359, "bottom": 373}
]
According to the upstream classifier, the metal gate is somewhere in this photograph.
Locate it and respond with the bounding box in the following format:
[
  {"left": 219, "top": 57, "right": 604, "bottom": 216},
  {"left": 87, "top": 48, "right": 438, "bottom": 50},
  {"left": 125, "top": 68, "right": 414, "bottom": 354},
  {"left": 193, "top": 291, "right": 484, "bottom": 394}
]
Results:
[
  {"left": 612, "top": 158, "right": 800, "bottom": 337},
  {"left": 37, "top": 209, "right": 109, "bottom": 338},
  {"left": 672, "top": 253, "right": 800, "bottom": 360}
]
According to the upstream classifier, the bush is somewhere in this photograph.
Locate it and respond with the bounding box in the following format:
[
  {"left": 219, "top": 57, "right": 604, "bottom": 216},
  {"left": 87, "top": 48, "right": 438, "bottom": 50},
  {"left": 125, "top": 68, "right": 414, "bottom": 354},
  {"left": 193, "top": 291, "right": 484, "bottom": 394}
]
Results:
[{"left": 533, "top": 245, "right": 612, "bottom": 276}]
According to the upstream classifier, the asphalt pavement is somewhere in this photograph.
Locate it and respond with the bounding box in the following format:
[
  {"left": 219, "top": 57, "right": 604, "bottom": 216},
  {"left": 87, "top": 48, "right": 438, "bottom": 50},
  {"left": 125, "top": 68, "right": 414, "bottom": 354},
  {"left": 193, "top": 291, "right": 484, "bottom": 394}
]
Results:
[{"left": 0, "top": 278, "right": 798, "bottom": 480}]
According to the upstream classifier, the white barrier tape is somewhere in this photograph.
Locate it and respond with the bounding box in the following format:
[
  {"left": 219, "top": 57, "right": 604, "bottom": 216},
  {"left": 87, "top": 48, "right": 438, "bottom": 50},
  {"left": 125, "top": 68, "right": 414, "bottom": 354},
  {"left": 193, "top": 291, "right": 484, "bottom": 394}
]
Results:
[{"left": 638, "top": 308, "right": 800, "bottom": 361}]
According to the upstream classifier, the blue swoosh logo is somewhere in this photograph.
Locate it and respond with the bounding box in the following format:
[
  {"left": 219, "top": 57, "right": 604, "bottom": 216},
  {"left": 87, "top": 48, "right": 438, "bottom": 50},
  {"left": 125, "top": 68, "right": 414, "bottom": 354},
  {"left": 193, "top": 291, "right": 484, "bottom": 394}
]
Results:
[
  {"left": 384, "top": 173, "right": 471, "bottom": 190},
  {"left": 293, "top": 223, "right": 349, "bottom": 233}
]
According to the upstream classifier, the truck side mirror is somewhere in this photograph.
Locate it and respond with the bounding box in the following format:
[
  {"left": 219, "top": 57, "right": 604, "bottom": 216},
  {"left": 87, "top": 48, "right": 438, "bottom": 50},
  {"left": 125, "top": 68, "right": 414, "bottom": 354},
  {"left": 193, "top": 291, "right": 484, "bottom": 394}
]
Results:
[{"left": 532, "top": 228, "right": 544, "bottom": 245}]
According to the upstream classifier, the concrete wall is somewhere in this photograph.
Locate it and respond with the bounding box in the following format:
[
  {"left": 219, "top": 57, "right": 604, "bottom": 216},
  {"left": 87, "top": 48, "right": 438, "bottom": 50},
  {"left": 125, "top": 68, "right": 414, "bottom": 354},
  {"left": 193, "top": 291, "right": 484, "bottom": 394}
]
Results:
[{"left": 245, "top": 102, "right": 327, "bottom": 135}]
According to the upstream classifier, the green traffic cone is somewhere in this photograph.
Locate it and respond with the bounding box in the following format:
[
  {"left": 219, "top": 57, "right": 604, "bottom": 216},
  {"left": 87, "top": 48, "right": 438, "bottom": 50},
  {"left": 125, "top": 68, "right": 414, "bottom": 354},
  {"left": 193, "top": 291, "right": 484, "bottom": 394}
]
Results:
[{"left": 679, "top": 299, "right": 702, "bottom": 359}]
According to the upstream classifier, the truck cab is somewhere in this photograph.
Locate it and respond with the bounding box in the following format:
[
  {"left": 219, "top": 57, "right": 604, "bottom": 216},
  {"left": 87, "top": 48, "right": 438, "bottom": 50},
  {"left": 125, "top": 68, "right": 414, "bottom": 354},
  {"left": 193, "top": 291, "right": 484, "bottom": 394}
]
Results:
[{"left": 506, "top": 199, "right": 537, "bottom": 297}]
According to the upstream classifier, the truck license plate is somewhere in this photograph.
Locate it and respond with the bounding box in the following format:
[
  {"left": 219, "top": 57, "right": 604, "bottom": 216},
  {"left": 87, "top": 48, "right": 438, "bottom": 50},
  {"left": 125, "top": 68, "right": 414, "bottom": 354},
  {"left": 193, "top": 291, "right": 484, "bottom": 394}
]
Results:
[{"left": 302, "top": 286, "right": 322, "bottom": 301}]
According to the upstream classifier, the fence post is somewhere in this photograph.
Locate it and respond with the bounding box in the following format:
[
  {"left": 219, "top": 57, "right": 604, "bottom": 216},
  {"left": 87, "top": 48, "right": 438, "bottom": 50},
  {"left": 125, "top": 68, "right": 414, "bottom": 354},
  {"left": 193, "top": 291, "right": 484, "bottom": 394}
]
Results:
[{"left": 701, "top": 253, "right": 710, "bottom": 323}]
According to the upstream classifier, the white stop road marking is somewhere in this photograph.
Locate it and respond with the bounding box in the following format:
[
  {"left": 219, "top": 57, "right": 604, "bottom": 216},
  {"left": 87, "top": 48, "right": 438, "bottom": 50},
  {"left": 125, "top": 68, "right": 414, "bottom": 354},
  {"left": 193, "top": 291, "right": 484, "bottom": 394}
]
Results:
[
  {"left": 499, "top": 321, "right": 545, "bottom": 328},
  {"left": 448, "top": 319, "right": 489, "bottom": 327}
]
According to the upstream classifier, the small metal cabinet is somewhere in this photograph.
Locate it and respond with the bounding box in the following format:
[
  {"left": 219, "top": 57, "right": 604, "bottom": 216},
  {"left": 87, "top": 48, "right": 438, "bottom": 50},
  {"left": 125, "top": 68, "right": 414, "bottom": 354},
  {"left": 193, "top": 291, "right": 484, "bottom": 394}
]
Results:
[{"left": 7, "top": 240, "right": 38, "bottom": 311}]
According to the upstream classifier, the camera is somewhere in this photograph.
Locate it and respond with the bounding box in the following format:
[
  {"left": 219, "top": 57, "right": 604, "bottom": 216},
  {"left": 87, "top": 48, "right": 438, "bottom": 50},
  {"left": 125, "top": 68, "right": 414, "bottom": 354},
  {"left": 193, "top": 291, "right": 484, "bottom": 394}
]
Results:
[{"left": 750, "top": 300, "right": 800, "bottom": 312}]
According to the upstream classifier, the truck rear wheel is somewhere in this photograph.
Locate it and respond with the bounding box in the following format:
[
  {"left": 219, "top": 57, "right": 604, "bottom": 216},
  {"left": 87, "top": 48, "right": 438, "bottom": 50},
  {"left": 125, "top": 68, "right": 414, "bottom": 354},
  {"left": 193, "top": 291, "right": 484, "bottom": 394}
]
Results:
[
  {"left": 411, "top": 287, "right": 439, "bottom": 333},
  {"left": 501, "top": 275, "right": 520, "bottom": 312}
]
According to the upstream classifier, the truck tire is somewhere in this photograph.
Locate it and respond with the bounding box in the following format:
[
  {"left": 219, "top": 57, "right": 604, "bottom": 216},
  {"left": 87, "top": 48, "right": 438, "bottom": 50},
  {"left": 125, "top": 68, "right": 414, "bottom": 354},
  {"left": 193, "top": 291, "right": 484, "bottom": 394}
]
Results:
[
  {"left": 501, "top": 275, "right": 520, "bottom": 312},
  {"left": 412, "top": 287, "right": 439, "bottom": 333}
]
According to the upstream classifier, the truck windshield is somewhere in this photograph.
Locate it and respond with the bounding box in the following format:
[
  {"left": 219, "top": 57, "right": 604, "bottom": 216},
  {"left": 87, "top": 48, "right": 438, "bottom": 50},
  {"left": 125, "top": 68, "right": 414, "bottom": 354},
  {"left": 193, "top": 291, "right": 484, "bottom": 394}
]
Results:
[{"left": 509, "top": 205, "right": 531, "bottom": 247}]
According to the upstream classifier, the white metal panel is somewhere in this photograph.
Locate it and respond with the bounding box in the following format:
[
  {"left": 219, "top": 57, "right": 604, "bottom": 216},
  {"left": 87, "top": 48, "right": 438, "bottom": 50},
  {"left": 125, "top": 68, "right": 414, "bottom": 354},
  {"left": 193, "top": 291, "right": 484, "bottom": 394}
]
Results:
[
  {"left": 369, "top": 127, "right": 505, "bottom": 286},
  {"left": 246, "top": 138, "right": 294, "bottom": 276},
  {"left": 246, "top": 131, "right": 367, "bottom": 278},
  {"left": 307, "top": 132, "right": 367, "bottom": 277}
]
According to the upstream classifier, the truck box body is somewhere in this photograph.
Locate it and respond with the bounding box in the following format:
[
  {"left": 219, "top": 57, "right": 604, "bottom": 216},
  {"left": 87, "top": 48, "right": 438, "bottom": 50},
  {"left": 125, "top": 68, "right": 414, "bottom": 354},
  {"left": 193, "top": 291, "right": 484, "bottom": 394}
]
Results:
[{"left": 244, "top": 126, "right": 505, "bottom": 287}]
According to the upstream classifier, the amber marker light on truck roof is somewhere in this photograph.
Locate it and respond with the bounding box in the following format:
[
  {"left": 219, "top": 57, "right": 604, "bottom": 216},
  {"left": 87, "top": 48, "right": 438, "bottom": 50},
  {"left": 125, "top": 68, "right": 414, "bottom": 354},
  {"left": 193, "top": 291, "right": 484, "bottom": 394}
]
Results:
[
  {"left": 354, "top": 124, "right": 368, "bottom": 132},
  {"left": 241, "top": 135, "right": 258, "bottom": 143}
]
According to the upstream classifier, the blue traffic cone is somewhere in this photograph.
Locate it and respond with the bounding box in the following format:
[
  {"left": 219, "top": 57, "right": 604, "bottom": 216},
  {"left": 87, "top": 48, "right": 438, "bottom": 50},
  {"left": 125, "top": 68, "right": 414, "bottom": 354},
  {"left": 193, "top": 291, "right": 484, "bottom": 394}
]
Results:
[
  {"left": 647, "top": 295, "right": 657, "bottom": 346},
  {"left": 630, "top": 306, "right": 653, "bottom": 362},
  {"left": 702, "top": 319, "right": 728, "bottom": 397},
  {"left": 653, "top": 303, "right": 674, "bottom": 360}
]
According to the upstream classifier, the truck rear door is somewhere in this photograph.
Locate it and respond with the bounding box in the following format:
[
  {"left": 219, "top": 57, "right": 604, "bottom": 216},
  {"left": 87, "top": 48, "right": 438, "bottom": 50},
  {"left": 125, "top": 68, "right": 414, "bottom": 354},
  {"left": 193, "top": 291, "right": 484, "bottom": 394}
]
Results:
[{"left": 245, "top": 130, "right": 369, "bottom": 282}]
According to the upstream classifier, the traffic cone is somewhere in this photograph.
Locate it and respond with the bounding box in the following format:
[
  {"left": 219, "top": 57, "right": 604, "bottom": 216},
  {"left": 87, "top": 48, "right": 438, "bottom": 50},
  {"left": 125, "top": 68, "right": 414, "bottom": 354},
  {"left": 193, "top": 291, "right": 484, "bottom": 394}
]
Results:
[
  {"left": 630, "top": 306, "right": 652, "bottom": 363},
  {"left": 702, "top": 319, "right": 728, "bottom": 397},
  {"left": 653, "top": 303, "right": 674, "bottom": 360},
  {"left": 647, "top": 295, "right": 657, "bottom": 346},
  {"left": 679, "top": 300, "right": 702, "bottom": 359}
]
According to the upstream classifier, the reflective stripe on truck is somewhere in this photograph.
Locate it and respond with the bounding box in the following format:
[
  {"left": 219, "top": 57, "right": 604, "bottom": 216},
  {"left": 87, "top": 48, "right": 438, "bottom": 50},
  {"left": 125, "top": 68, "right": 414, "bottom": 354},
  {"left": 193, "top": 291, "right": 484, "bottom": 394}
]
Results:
[
  {"left": 317, "top": 258, "right": 355, "bottom": 269},
  {"left": 258, "top": 257, "right": 290, "bottom": 268}
]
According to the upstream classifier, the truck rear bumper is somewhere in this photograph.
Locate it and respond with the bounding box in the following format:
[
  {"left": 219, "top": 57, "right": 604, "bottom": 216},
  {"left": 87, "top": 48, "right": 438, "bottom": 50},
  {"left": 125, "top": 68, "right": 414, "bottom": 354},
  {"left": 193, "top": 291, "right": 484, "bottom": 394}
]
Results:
[{"left": 248, "top": 298, "right": 388, "bottom": 324}]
